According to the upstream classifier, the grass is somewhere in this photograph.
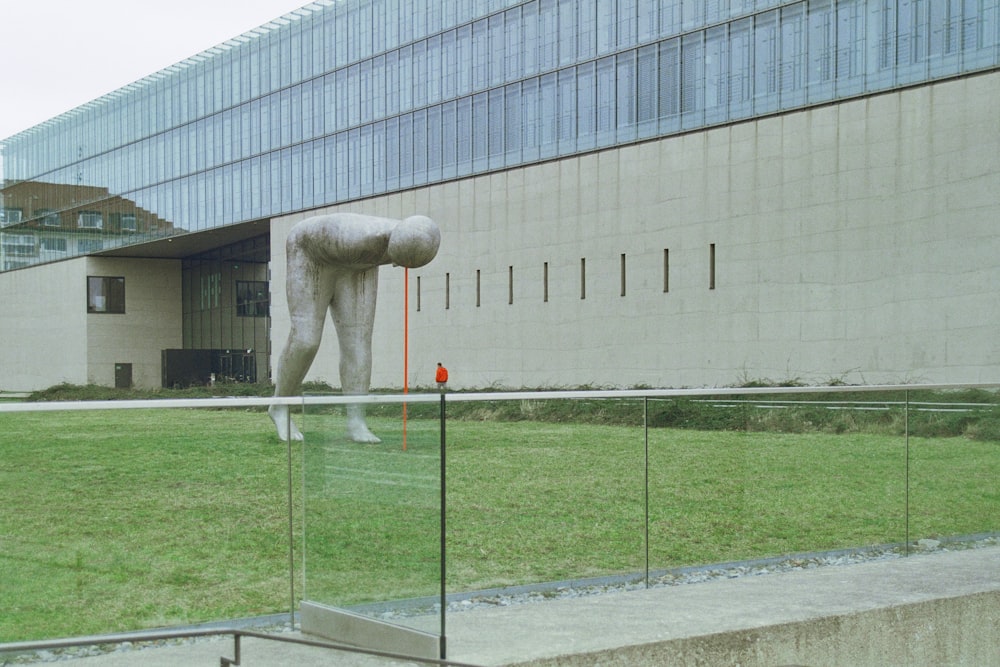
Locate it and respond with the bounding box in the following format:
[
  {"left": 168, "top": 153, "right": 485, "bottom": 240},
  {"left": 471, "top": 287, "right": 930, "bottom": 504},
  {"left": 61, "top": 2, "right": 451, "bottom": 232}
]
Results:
[
  {"left": 0, "top": 393, "right": 998, "bottom": 642},
  {"left": 0, "top": 409, "right": 293, "bottom": 642}
]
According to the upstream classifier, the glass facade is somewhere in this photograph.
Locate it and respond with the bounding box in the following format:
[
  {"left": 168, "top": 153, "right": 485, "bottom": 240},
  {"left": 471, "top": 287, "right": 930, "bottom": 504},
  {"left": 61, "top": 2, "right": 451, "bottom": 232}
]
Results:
[
  {"left": 178, "top": 235, "right": 272, "bottom": 384},
  {"left": 2, "top": 0, "right": 999, "bottom": 271}
]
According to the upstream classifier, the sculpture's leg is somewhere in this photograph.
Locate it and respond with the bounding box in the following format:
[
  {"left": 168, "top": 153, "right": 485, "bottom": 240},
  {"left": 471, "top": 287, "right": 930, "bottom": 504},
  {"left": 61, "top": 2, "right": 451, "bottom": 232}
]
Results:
[
  {"left": 330, "top": 267, "right": 381, "bottom": 443},
  {"left": 269, "top": 255, "right": 336, "bottom": 442}
]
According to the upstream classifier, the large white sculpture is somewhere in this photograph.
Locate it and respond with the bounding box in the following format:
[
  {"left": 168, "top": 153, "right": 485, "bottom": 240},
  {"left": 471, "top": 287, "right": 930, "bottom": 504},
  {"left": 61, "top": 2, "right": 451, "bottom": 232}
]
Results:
[{"left": 269, "top": 213, "right": 441, "bottom": 442}]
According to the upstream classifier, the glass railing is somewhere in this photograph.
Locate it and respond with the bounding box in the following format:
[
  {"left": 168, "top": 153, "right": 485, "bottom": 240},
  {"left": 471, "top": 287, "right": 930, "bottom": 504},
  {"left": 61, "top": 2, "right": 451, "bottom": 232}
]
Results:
[
  {"left": 1, "top": 385, "right": 997, "bottom": 661},
  {"left": 646, "top": 389, "right": 911, "bottom": 572},
  {"left": 0, "top": 398, "right": 299, "bottom": 645},
  {"left": 300, "top": 393, "right": 444, "bottom": 658},
  {"left": 904, "top": 387, "right": 1000, "bottom": 544},
  {"left": 444, "top": 395, "right": 647, "bottom": 594}
]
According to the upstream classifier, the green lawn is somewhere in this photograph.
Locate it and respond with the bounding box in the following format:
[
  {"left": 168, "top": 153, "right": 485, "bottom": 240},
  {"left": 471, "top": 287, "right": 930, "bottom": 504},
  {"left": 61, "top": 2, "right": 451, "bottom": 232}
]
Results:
[{"left": 0, "top": 404, "right": 997, "bottom": 642}]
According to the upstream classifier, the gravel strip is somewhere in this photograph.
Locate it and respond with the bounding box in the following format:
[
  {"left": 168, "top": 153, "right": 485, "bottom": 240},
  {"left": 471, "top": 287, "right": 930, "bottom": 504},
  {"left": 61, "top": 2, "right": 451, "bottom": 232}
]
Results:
[{"left": 436, "top": 535, "right": 999, "bottom": 615}]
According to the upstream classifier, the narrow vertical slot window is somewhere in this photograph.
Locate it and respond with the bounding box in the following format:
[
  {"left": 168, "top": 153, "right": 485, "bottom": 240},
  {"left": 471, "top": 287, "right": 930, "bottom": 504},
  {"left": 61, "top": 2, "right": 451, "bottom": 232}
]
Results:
[
  {"left": 709, "top": 243, "right": 716, "bottom": 290},
  {"left": 508, "top": 266, "right": 514, "bottom": 304},
  {"left": 663, "top": 248, "right": 670, "bottom": 292},
  {"left": 445, "top": 272, "right": 451, "bottom": 310},
  {"left": 580, "top": 257, "right": 587, "bottom": 300},
  {"left": 620, "top": 253, "right": 627, "bottom": 296},
  {"left": 476, "top": 269, "right": 481, "bottom": 307},
  {"left": 543, "top": 261, "right": 549, "bottom": 303},
  {"left": 416, "top": 276, "right": 422, "bottom": 311}
]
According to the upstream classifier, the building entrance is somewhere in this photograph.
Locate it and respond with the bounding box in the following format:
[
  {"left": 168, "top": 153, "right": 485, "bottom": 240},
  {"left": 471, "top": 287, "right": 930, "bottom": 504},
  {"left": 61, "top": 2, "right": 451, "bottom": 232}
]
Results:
[{"left": 165, "top": 234, "right": 271, "bottom": 389}]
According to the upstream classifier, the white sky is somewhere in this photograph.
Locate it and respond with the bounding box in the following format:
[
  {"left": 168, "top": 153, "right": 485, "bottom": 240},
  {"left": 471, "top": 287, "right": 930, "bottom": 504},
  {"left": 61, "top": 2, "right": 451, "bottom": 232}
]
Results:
[{"left": 0, "top": 0, "right": 313, "bottom": 140}]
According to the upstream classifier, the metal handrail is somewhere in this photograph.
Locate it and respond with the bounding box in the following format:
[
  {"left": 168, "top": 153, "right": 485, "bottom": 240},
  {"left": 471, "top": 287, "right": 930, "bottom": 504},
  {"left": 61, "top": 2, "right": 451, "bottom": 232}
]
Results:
[{"left": 0, "top": 627, "right": 484, "bottom": 666}]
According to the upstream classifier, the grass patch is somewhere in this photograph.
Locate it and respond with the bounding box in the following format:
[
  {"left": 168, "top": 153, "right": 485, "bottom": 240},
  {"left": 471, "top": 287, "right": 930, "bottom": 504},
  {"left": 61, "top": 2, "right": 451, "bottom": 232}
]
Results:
[
  {"left": 0, "top": 393, "right": 997, "bottom": 641},
  {"left": 0, "top": 409, "right": 295, "bottom": 641}
]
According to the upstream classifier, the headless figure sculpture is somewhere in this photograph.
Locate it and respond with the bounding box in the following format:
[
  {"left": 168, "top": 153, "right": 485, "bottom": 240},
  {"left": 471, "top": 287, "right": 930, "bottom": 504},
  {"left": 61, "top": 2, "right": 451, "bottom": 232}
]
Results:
[{"left": 269, "top": 213, "right": 440, "bottom": 442}]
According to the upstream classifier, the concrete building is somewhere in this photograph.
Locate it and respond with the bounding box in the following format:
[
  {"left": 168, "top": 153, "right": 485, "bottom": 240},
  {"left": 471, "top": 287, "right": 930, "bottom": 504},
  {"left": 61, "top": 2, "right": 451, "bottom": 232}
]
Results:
[{"left": 2, "top": 0, "right": 999, "bottom": 392}]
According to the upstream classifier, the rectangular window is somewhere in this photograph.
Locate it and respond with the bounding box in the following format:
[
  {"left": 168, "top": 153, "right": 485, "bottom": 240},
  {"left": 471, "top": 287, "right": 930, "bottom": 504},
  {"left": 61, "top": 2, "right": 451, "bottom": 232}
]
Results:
[
  {"left": 620, "top": 253, "right": 627, "bottom": 296},
  {"left": 505, "top": 8, "right": 523, "bottom": 80},
  {"left": 557, "top": 68, "right": 577, "bottom": 154},
  {"left": 577, "top": 61, "right": 597, "bottom": 149},
  {"left": 1, "top": 233, "right": 36, "bottom": 256},
  {"left": 506, "top": 82, "right": 522, "bottom": 163},
  {"left": 88, "top": 276, "right": 126, "bottom": 314},
  {"left": 236, "top": 280, "right": 269, "bottom": 317},
  {"left": 538, "top": 0, "right": 557, "bottom": 71},
  {"left": 473, "top": 19, "right": 490, "bottom": 89},
  {"left": 543, "top": 261, "right": 549, "bottom": 302},
  {"left": 709, "top": 243, "right": 716, "bottom": 290},
  {"left": 77, "top": 211, "right": 104, "bottom": 229},
  {"left": 616, "top": 52, "right": 637, "bottom": 141},
  {"left": 508, "top": 265, "right": 514, "bottom": 304},
  {"left": 40, "top": 237, "right": 67, "bottom": 253},
  {"left": 457, "top": 96, "right": 473, "bottom": 175},
  {"left": 659, "top": 38, "right": 681, "bottom": 131},
  {"left": 663, "top": 248, "right": 670, "bottom": 292},
  {"left": 638, "top": 45, "right": 658, "bottom": 136},
  {"left": 445, "top": 272, "right": 451, "bottom": 310},
  {"left": 417, "top": 276, "right": 422, "bottom": 312},
  {"left": 39, "top": 210, "right": 61, "bottom": 227},
  {"left": 559, "top": 0, "right": 578, "bottom": 64},
  {"left": 578, "top": 1, "right": 597, "bottom": 58},
  {"left": 476, "top": 269, "right": 481, "bottom": 307},
  {"left": 580, "top": 257, "right": 587, "bottom": 299},
  {"left": 78, "top": 239, "right": 105, "bottom": 253},
  {"left": 1, "top": 208, "right": 23, "bottom": 225},
  {"left": 121, "top": 214, "right": 138, "bottom": 232},
  {"left": 597, "top": 0, "right": 616, "bottom": 54},
  {"left": 596, "top": 56, "right": 616, "bottom": 146}
]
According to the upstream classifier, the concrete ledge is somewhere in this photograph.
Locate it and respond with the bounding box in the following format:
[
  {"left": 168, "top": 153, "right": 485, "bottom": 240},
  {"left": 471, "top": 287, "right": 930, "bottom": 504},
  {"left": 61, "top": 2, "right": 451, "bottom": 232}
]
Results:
[
  {"left": 444, "top": 546, "right": 1000, "bottom": 666},
  {"left": 510, "top": 591, "right": 1000, "bottom": 666}
]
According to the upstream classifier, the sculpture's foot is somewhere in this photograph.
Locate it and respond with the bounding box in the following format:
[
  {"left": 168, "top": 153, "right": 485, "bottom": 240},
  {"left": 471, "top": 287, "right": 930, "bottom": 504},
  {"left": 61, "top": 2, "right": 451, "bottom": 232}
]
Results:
[
  {"left": 346, "top": 419, "right": 381, "bottom": 444},
  {"left": 269, "top": 404, "right": 304, "bottom": 442}
]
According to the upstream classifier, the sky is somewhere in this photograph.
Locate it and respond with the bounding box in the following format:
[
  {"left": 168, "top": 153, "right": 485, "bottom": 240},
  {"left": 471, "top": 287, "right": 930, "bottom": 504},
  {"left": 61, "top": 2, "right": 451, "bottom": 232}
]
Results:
[{"left": 0, "top": 0, "right": 313, "bottom": 140}]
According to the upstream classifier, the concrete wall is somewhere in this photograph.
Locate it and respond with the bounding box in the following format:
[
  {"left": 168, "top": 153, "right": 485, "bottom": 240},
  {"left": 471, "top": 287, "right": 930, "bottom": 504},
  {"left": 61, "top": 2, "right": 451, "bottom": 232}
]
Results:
[
  {"left": 0, "top": 260, "right": 90, "bottom": 390},
  {"left": 85, "top": 257, "right": 182, "bottom": 389},
  {"left": 273, "top": 71, "right": 1000, "bottom": 391}
]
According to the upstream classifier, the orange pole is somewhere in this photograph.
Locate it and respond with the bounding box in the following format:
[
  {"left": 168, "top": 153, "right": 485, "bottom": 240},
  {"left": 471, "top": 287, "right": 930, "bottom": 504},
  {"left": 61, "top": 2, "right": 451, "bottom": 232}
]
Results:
[{"left": 403, "top": 267, "right": 409, "bottom": 451}]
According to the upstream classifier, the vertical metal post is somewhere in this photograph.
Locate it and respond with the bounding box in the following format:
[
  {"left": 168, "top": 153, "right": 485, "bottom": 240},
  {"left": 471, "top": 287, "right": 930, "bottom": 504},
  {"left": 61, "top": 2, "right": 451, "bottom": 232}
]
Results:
[
  {"left": 439, "top": 392, "right": 447, "bottom": 659},
  {"left": 904, "top": 389, "right": 910, "bottom": 557},
  {"left": 644, "top": 396, "right": 650, "bottom": 588},
  {"left": 287, "top": 409, "right": 297, "bottom": 626},
  {"left": 403, "top": 268, "right": 409, "bottom": 451}
]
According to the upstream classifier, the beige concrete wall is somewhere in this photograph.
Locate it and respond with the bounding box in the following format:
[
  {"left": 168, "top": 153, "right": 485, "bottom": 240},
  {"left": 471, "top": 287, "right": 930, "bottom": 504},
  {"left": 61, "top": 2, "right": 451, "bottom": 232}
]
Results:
[
  {"left": 85, "top": 257, "right": 182, "bottom": 389},
  {"left": 519, "top": 591, "right": 1000, "bottom": 667},
  {"left": 0, "top": 260, "right": 90, "bottom": 390},
  {"left": 271, "top": 71, "right": 1000, "bottom": 391}
]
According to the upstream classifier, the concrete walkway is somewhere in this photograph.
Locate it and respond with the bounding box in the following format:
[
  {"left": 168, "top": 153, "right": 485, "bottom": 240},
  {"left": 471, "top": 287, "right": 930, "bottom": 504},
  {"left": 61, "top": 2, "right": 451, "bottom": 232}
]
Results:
[{"left": 4, "top": 545, "right": 998, "bottom": 666}]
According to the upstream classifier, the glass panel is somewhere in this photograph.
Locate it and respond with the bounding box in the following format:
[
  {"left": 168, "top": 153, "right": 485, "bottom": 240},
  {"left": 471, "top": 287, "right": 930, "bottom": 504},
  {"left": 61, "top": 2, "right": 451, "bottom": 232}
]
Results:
[
  {"left": 647, "top": 389, "right": 908, "bottom": 574},
  {"left": 637, "top": 44, "right": 658, "bottom": 138},
  {"left": 302, "top": 395, "right": 442, "bottom": 639},
  {"left": 0, "top": 404, "right": 299, "bottom": 642},
  {"left": 446, "top": 396, "right": 645, "bottom": 595},
  {"left": 905, "top": 387, "right": 1000, "bottom": 545},
  {"left": 754, "top": 10, "right": 780, "bottom": 114}
]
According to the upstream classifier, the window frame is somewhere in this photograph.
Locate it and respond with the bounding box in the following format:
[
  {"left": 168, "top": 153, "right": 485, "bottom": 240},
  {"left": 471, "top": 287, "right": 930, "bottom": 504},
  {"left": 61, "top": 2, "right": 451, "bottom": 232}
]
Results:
[
  {"left": 87, "top": 276, "right": 126, "bottom": 314},
  {"left": 236, "top": 279, "right": 270, "bottom": 318}
]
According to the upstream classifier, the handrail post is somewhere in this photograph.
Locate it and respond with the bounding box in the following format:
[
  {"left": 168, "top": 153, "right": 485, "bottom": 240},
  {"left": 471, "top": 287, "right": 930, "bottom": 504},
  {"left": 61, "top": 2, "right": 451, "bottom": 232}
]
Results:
[
  {"left": 220, "top": 632, "right": 241, "bottom": 666},
  {"left": 439, "top": 391, "right": 447, "bottom": 659}
]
